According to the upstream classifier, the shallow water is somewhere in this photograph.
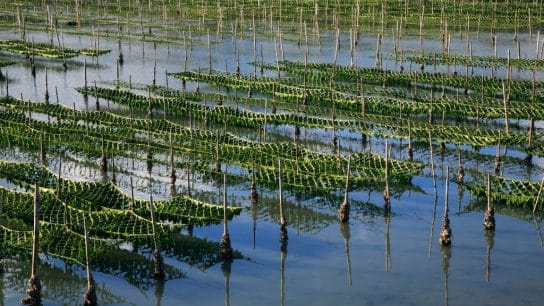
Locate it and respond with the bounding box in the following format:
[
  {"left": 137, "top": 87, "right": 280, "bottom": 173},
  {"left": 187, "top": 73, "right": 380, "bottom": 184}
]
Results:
[{"left": 0, "top": 24, "right": 543, "bottom": 306}]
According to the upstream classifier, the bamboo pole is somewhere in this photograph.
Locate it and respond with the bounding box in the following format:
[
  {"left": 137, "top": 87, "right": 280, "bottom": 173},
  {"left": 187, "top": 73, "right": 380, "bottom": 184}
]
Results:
[
  {"left": 150, "top": 193, "right": 165, "bottom": 279},
  {"left": 406, "top": 120, "right": 413, "bottom": 161},
  {"left": 457, "top": 150, "right": 464, "bottom": 182},
  {"left": 44, "top": 68, "right": 49, "bottom": 104},
  {"left": 100, "top": 137, "right": 107, "bottom": 173},
  {"left": 384, "top": 142, "right": 391, "bottom": 213},
  {"left": 532, "top": 176, "right": 544, "bottom": 214},
  {"left": 22, "top": 182, "right": 42, "bottom": 305},
  {"left": 484, "top": 174, "right": 496, "bottom": 230},
  {"left": 130, "top": 177, "right": 135, "bottom": 212},
  {"left": 169, "top": 134, "right": 176, "bottom": 186},
  {"left": 501, "top": 82, "right": 509, "bottom": 136},
  {"left": 220, "top": 173, "right": 233, "bottom": 259},
  {"left": 279, "top": 159, "right": 288, "bottom": 241},
  {"left": 494, "top": 131, "right": 502, "bottom": 175},
  {"left": 39, "top": 130, "right": 46, "bottom": 164},
  {"left": 31, "top": 183, "right": 40, "bottom": 277},
  {"left": 94, "top": 82, "right": 100, "bottom": 111},
  {"left": 339, "top": 157, "right": 351, "bottom": 223},
  {"left": 83, "top": 218, "right": 97, "bottom": 306},
  {"left": 439, "top": 168, "right": 452, "bottom": 246}
]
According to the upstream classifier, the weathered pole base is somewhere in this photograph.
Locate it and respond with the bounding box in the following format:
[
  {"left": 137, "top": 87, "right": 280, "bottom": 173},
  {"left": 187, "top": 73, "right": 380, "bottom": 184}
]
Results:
[
  {"left": 250, "top": 184, "right": 258, "bottom": 202},
  {"left": 484, "top": 208, "right": 495, "bottom": 230},
  {"left": 280, "top": 223, "right": 288, "bottom": 242},
  {"left": 338, "top": 200, "right": 350, "bottom": 223},
  {"left": 457, "top": 166, "right": 465, "bottom": 183},
  {"left": 83, "top": 275, "right": 97, "bottom": 306},
  {"left": 439, "top": 217, "right": 452, "bottom": 246},
  {"left": 153, "top": 249, "right": 165, "bottom": 279},
  {"left": 361, "top": 134, "right": 367, "bottom": 145},
  {"left": 439, "top": 142, "right": 446, "bottom": 155},
  {"left": 494, "top": 157, "right": 501, "bottom": 175},
  {"left": 220, "top": 233, "right": 233, "bottom": 260},
  {"left": 21, "top": 275, "right": 41, "bottom": 305},
  {"left": 169, "top": 171, "right": 176, "bottom": 186},
  {"left": 99, "top": 155, "right": 107, "bottom": 173},
  {"left": 406, "top": 147, "right": 413, "bottom": 162},
  {"left": 383, "top": 189, "right": 391, "bottom": 213},
  {"left": 524, "top": 154, "right": 533, "bottom": 165}
]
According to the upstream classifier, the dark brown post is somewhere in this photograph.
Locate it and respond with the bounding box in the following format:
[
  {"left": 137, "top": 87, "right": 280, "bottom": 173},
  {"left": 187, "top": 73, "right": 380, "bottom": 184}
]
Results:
[
  {"left": 220, "top": 174, "right": 233, "bottom": 259},
  {"left": 439, "top": 168, "right": 452, "bottom": 246}
]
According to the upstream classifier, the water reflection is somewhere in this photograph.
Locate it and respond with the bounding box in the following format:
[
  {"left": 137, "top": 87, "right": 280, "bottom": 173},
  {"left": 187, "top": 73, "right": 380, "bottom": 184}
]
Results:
[
  {"left": 222, "top": 260, "right": 232, "bottom": 306},
  {"left": 280, "top": 239, "right": 287, "bottom": 306},
  {"left": 384, "top": 215, "right": 391, "bottom": 272},
  {"left": 154, "top": 279, "right": 165, "bottom": 306},
  {"left": 440, "top": 245, "right": 451, "bottom": 306},
  {"left": 340, "top": 222, "right": 352, "bottom": 286},
  {"left": 253, "top": 196, "right": 336, "bottom": 235},
  {"left": 251, "top": 194, "right": 257, "bottom": 249},
  {"left": 428, "top": 192, "right": 439, "bottom": 259},
  {"left": 484, "top": 229, "right": 495, "bottom": 282},
  {"left": 532, "top": 215, "right": 544, "bottom": 247},
  {"left": 1, "top": 257, "right": 129, "bottom": 305}
]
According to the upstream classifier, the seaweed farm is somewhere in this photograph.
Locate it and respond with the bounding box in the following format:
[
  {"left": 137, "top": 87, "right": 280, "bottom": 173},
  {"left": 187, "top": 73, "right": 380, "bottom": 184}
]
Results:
[{"left": 0, "top": 0, "right": 544, "bottom": 305}]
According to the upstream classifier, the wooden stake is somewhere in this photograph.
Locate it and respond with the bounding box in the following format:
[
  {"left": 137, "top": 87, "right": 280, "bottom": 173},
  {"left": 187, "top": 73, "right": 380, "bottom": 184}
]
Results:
[
  {"left": 5, "top": 70, "right": 8, "bottom": 97},
  {"left": 31, "top": 183, "right": 40, "bottom": 277},
  {"left": 456, "top": 150, "right": 464, "bottom": 182},
  {"left": 220, "top": 173, "right": 233, "bottom": 259},
  {"left": 533, "top": 176, "right": 544, "bottom": 214},
  {"left": 501, "top": 81, "right": 509, "bottom": 135},
  {"left": 494, "top": 131, "right": 501, "bottom": 175},
  {"left": 406, "top": 120, "right": 413, "bottom": 161},
  {"left": 439, "top": 168, "right": 452, "bottom": 246},
  {"left": 130, "top": 177, "right": 135, "bottom": 212},
  {"left": 384, "top": 142, "right": 391, "bottom": 213},
  {"left": 83, "top": 218, "right": 97, "bottom": 306},
  {"left": 279, "top": 159, "right": 288, "bottom": 241},
  {"left": 169, "top": 134, "right": 176, "bottom": 185},
  {"left": 150, "top": 194, "right": 165, "bottom": 279},
  {"left": 339, "top": 156, "right": 351, "bottom": 223},
  {"left": 22, "top": 183, "right": 42, "bottom": 305},
  {"left": 39, "top": 131, "right": 46, "bottom": 164},
  {"left": 100, "top": 137, "right": 107, "bottom": 173},
  {"left": 83, "top": 60, "right": 88, "bottom": 92},
  {"left": 250, "top": 156, "right": 258, "bottom": 202},
  {"left": 484, "top": 174, "right": 495, "bottom": 230},
  {"left": 44, "top": 68, "right": 49, "bottom": 104}
]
